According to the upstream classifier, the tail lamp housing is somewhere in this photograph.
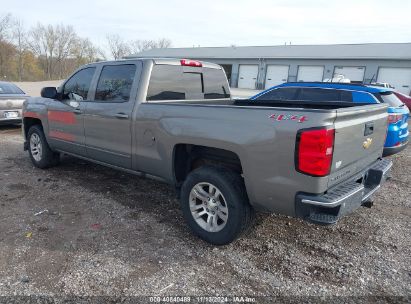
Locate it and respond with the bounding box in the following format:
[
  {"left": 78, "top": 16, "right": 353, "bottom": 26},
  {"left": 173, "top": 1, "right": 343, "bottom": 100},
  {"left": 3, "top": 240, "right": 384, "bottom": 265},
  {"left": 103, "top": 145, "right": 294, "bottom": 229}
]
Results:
[{"left": 295, "top": 128, "right": 335, "bottom": 177}]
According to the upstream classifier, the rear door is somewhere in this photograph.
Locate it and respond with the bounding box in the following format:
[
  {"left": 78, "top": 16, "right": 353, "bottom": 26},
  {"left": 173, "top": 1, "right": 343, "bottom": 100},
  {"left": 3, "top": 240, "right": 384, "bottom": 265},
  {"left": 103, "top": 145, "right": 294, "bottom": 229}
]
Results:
[
  {"left": 47, "top": 67, "right": 96, "bottom": 156},
  {"left": 84, "top": 62, "right": 141, "bottom": 169}
]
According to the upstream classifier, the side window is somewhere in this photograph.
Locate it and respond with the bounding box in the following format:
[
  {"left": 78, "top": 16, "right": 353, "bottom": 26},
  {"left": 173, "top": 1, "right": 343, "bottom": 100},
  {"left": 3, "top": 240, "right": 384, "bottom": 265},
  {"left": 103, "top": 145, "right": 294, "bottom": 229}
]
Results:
[
  {"left": 203, "top": 68, "right": 230, "bottom": 99},
  {"left": 255, "top": 88, "right": 298, "bottom": 101},
  {"left": 63, "top": 67, "right": 96, "bottom": 101},
  {"left": 352, "top": 92, "right": 377, "bottom": 103},
  {"left": 94, "top": 64, "right": 136, "bottom": 102},
  {"left": 299, "top": 88, "right": 341, "bottom": 102}
]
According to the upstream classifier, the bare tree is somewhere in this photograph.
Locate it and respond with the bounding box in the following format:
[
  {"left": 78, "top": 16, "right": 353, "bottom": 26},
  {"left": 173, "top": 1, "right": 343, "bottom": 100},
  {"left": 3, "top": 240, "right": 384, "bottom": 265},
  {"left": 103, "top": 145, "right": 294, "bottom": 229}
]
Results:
[
  {"left": 55, "top": 24, "right": 77, "bottom": 78},
  {"left": 72, "top": 37, "right": 105, "bottom": 66},
  {"left": 129, "top": 39, "right": 154, "bottom": 54},
  {"left": 13, "top": 19, "right": 27, "bottom": 81},
  {"left": 129, "top": 38, "right": 172, "bottom": 55},
  {"left": 156, "top": 38, "right": 172, "bottom": 49},
  {"left": 106, "top": 34, "right": 130, "bottom": 60},
  {"left": 0, "top": 13, "right": 11, "bottom": 42},
  {"left": 29, "top": 23, "right": 59, "bottom": 79}
]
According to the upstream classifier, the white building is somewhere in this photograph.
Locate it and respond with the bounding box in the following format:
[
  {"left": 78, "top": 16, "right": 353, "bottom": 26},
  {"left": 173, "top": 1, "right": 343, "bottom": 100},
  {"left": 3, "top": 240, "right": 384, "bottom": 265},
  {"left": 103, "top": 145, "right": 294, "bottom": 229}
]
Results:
[{"left": 129, "top": 43, "right": 411, "bottom": 94}]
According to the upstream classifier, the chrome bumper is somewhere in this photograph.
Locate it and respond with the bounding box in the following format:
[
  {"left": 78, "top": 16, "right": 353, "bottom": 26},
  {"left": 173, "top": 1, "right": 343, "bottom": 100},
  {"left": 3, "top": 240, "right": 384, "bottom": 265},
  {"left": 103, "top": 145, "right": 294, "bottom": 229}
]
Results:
[{"left": 295, "top": 158, "right": 392, "bottom": 224}]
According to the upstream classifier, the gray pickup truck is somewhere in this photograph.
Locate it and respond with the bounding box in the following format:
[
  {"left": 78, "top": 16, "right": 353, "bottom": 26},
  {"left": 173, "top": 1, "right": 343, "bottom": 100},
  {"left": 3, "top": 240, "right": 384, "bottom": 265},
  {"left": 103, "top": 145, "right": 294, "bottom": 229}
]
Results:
[{"left": 22, "top": 58, "right": 392, "bottom": 245}]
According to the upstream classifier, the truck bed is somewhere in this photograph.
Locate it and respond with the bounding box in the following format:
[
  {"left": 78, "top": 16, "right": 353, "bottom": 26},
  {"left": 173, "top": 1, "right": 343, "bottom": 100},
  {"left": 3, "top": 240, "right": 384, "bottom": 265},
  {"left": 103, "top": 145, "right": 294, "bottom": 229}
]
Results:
[
  {"left": 233, "top": 99, "right": 372, "bottom": 109},
  {"left": 166, "top": 99, "right": 373, "bottom": 110}
]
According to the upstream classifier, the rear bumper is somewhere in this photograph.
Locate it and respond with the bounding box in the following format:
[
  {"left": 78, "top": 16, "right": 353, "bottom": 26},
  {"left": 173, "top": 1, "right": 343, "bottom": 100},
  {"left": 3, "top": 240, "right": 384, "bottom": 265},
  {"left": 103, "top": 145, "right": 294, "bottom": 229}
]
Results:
[
  {"left": 383, "top": 140, "right": 408, "bottom": 157},
  {"left": 295, "top": 158, "right": 392, "bottom": 225}
]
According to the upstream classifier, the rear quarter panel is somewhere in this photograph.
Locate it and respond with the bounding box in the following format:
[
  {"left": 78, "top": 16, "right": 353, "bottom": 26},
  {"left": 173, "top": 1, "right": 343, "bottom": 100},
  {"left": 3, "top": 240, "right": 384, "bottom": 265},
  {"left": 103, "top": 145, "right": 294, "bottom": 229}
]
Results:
[{"left": 134, "top": 103, "right": 337, "bottom": 216}]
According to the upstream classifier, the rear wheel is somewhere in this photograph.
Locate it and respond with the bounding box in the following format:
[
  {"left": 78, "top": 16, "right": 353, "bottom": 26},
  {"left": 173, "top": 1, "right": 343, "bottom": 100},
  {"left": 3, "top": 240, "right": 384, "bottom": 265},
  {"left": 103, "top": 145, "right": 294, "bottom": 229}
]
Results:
[
  {"left": 28, "top": 125, "right": 59, "bottom": 169},
  {"left": 180, "top": 166, "right": 254, "bottom": 245}
]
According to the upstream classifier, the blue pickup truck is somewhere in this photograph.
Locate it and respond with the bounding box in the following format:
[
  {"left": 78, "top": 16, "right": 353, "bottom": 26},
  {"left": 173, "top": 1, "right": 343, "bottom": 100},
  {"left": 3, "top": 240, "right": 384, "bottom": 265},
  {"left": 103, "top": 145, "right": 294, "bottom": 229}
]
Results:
[{"left": 252, "top": 82, "right": 409, "bottom": 156}]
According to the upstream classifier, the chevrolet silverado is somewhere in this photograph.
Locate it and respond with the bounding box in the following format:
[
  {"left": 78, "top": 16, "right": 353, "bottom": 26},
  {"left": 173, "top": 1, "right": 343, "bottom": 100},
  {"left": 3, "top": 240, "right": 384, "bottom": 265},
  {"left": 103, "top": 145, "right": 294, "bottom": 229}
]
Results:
[{"left": 22, "top": 58, "right": 392, "bottom": 245}]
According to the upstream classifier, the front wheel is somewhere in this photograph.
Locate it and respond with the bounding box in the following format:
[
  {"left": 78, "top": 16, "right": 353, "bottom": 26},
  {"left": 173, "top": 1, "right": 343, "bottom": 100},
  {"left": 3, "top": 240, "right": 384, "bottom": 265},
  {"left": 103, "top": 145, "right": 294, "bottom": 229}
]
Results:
[
  {"left": 180, "top": 166, "right": 254, "bottom": 245},
  {"left": 27, "top": 125, "right": 60, "bottom": 169}
]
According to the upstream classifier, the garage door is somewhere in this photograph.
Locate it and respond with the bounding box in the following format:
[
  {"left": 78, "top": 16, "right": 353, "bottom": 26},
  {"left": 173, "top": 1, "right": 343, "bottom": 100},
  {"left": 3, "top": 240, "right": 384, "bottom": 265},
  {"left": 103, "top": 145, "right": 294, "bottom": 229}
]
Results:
[
  {"left": 238, "top": 65, "right": 258, "bottom": 89},
  {"left": 264, "top": 65, "right": 289, "bottom": 89},
  {"left": 297, "top": 66, "right": 324, "bottom": 82},
  {"left": 333, "top": 66, "right": 365, "bottom": 82},
  {"left": 377, "top": 67, "right": 411, "bottom": 95}
]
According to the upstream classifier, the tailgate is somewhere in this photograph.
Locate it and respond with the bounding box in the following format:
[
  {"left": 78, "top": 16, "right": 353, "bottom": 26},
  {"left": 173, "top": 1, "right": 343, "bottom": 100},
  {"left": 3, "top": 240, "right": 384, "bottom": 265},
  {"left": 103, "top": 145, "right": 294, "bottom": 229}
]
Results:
[{"left": 328, "top": 103, "right": 389, "bottom": 188}]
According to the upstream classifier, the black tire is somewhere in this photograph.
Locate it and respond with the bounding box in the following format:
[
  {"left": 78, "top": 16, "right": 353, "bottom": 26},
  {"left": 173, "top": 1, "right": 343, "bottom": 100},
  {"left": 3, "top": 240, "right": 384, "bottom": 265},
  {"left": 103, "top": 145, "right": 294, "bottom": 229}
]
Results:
[
  {"left": 27, "top": 125, "right": 60, "bottom": 169},
  {"left": 180, "top": 166, "right": 254, "bottom": 245}
]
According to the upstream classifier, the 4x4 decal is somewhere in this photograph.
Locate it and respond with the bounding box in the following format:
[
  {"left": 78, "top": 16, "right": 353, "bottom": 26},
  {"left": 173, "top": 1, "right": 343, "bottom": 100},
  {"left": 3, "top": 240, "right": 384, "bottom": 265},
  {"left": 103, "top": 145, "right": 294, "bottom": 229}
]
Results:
[{"left": 269, "top": 113, "right": 308, "bottom": 123}]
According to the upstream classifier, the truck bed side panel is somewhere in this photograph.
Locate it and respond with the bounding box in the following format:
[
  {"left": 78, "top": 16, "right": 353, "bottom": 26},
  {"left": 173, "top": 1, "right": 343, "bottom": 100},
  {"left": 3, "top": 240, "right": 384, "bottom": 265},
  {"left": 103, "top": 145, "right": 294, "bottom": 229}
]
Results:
[{"left": 134, "top": 103, "right": 337, "bottom": 215}]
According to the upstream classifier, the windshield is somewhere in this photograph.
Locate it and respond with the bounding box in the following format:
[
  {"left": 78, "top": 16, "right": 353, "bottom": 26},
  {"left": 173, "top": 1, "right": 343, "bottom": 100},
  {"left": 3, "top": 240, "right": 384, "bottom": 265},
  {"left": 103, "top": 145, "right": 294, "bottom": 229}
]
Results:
[
  {"left": 379, "top": 92, "right": 404, "bottom": 107},
  {"left": 0, "top": 83, "right": 25, "bottom": 94}
]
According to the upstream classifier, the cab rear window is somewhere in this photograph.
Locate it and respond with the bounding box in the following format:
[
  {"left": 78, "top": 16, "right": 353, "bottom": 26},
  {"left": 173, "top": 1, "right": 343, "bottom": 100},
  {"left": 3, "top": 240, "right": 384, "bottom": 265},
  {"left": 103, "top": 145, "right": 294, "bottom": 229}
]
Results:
[{"left": 147, "top": 65, "right": 229, "bottom": 101}]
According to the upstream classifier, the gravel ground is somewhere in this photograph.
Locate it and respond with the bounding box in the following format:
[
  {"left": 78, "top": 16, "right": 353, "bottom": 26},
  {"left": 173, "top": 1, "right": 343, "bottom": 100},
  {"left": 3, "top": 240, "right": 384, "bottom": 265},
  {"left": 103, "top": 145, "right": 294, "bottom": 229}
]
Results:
[{"left": 0, "top": 125, "right": 410, "bottom": 301}]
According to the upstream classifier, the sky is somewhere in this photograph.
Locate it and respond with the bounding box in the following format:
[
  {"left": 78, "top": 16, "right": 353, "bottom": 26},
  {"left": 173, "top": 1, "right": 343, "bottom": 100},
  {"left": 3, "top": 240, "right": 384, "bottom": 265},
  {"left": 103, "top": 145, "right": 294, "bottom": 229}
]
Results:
[{"left": 3, "top": 0, "right": 411, "bottom": 51}]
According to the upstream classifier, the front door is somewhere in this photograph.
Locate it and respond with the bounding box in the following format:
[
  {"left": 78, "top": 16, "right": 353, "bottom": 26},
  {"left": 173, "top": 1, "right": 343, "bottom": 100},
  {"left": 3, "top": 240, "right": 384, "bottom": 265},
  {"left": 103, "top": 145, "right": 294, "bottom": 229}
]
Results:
[
  {"left": 84, "top": 62, "right": 141, "bottom": 169},
  {"left": 47, "top": 67, "right": 96, "bottom": 156}
]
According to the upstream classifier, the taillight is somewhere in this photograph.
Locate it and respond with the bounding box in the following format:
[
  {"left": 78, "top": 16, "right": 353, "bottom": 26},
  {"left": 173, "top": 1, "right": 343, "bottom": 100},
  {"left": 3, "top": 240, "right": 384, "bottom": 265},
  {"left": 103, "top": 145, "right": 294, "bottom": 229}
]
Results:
[
  {"left": 296, "top": 128, "right": 335, "bottom": 177},
  {"left": 388, "top": 113, "right": 403, "bottom": 124},
  {"left": 180, "top": 59, "right": 202, "bottom": 67}
]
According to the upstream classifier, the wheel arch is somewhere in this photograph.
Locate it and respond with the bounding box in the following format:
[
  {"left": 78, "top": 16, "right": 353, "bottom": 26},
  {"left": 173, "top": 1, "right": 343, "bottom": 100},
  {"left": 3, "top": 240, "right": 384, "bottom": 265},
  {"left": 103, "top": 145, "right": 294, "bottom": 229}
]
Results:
[{"left": 172, "top": 143, "right": 244, "bottom": 187}]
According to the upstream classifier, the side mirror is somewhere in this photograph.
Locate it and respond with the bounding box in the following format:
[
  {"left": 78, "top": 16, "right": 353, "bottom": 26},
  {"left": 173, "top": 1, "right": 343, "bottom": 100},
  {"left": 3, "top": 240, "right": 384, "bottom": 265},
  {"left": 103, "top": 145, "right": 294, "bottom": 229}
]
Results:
[{"left": 40, "top": 87, "right": 57, "bottom": 99}]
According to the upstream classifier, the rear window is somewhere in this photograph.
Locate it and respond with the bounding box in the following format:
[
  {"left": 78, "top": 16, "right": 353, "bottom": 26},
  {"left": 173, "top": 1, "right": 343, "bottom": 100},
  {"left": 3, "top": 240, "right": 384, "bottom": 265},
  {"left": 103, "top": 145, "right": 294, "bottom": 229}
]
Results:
[
  {"left": 378, "top": 92, "right": 404, "bottom": 107},
  {"left": 146, "top": 65, "right": 229, "bottom": 101},
  {"left": 203, "top": 68, "right": 230, "bottom": 99},
  {"left": 0, "top": 82, "right": 25, "bottom": 94}
]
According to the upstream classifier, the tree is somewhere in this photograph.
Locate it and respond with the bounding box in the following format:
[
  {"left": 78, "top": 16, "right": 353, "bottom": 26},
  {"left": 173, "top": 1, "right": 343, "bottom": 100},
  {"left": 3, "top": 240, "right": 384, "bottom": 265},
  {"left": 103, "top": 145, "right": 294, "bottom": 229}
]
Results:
[
  {"left": 156, "top": 38, "right": 172, "bottom": 49},
  {"left": 129, "top": 38, "right": 172, "bottom": 55},
  {"left": 72, "top": 37, "right": 105, "bottom": 66},
  {"left": 29, "top": 23, "right": 59, "bottom": 79},
  {"left": 0, "top": 13, "right": 13, "bottom": 79},
  {"left": 0, "top": 13, "right": 11, "bottom": 42},
  {"left": 54, "top": 24, "right": 77, "bottom": 78},
  {"left": 13, "top": 19, "right": 27, "bottom": 81},
  {"left": 106, "top": 34, "right": 130, "bottom": 60},
  {"left": 0, "top": 40, "right": 16, "bottom": 80}
]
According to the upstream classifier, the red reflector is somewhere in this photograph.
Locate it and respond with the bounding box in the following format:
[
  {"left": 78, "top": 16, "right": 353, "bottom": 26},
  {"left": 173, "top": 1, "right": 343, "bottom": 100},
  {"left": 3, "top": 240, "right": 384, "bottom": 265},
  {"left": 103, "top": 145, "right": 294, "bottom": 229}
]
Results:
[
  {"left": 296, "top": 128, "right": 335, "bottom": 177},
  {"left": 180, "top": 59, "right": 202, "bottom": 67},
  {"left": 388, "top": 113, "right": 403, "bottom": 124}
]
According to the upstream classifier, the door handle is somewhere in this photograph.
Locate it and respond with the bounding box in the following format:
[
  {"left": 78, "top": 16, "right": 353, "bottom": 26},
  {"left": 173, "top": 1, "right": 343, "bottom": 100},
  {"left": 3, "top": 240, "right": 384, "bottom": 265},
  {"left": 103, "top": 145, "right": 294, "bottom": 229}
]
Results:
[
  {"left": 115, "top": 113, "right": 129, "bottom": 119},
  {"left": 73, "top": 108, "right": 82, "bottom": 114}
]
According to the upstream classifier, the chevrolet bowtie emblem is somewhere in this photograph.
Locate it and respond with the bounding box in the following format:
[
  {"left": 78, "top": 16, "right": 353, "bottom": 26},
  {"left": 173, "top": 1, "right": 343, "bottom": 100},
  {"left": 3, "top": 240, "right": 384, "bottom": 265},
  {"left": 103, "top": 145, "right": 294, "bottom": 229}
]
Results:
[{"left": 363, "top": 138, "right": 373, "bottom": 149}]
